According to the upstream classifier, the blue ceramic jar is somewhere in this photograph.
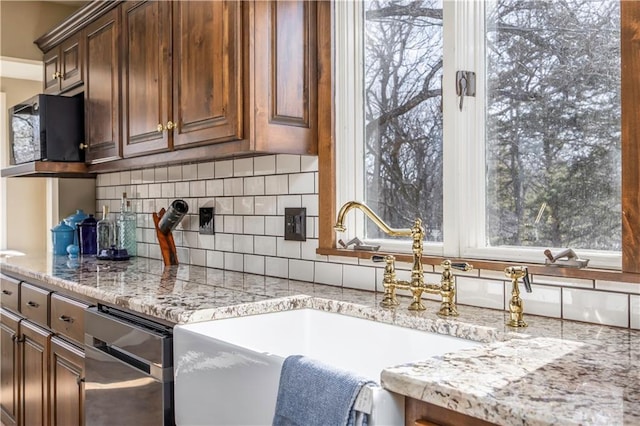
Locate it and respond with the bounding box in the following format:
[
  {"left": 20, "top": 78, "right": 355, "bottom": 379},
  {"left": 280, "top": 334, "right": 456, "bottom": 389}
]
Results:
[
  {"left": 78, "top": 214, "right": 98, "bottom": 255},
  {"left": 51, "top": 221, "right": 75, "bottom": 255}
]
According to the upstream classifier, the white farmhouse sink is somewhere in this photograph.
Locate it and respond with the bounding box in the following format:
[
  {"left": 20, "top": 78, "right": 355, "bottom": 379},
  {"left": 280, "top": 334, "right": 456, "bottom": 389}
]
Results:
[{"left": 174, "top": 308, "right": 480, "bottom": 426}]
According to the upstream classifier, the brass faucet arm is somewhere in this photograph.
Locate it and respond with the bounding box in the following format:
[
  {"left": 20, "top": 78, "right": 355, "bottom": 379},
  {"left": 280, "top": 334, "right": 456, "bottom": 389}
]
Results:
[{"left": 334, "top": 201, "right": 412, "bottom": 237}]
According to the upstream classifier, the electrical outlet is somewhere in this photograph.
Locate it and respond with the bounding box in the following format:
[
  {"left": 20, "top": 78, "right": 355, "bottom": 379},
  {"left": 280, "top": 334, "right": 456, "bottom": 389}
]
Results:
[
  {"left": 284, "top": 208, "right": 306, "bottom": 241},
  {"left": 199, "top": 207, "right": 215, "bottom": 235}
]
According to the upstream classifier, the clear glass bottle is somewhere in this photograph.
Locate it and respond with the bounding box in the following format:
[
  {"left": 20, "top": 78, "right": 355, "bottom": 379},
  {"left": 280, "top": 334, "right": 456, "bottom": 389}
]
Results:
[
  {"left": 116, "top": 192, "right": 137, "bottom": 256},
  {"left": 96, "top": 205, "right": 114, "bottom": 258}
]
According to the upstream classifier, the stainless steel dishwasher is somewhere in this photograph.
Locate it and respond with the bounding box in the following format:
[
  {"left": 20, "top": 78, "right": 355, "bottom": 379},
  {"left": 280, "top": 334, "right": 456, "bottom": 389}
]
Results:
[{"left": 84, "top": 305, "right": 174, "bottom": 426}]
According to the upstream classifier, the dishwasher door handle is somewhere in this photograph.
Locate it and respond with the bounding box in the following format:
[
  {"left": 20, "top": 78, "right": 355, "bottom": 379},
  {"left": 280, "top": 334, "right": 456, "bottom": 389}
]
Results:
[{"left": 85, "top": 342, "right": 169, "bottom": 382}]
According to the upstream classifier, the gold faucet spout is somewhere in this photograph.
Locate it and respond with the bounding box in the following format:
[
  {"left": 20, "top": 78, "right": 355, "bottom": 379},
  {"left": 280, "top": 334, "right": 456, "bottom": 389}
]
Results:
[{"left": 334, "top": 201, "right": 412, "bottom": 237}]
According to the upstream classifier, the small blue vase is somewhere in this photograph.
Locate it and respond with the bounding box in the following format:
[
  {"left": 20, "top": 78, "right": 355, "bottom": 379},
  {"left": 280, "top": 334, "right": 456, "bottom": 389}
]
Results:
[{"left": 51, "top": 221, "right": 75, "bottom": 255}]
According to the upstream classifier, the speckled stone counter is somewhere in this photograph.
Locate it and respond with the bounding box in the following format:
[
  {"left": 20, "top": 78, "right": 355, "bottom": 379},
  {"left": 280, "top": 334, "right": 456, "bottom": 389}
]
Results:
[{"left": 2, "top": 253, "right": 639, "bottom": 425}]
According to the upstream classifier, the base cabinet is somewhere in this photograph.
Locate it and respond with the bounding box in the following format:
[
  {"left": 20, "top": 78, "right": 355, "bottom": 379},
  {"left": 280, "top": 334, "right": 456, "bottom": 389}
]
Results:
[
  {"left": 20, "top": 320, "right": 51, "bottom": 426},
  {"left": 406, "top": 397, "right": 497, "bottom": 426},
  {"left": 0, "top": 309, "right": 20, "bottom": 426},
  {"left": 50, "top": 337, "right": 84, "bottom": 426}
]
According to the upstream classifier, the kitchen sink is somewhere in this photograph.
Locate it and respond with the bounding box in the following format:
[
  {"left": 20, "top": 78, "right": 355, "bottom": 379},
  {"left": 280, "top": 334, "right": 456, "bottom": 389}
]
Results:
[{"left": 173, "top": 308, "right": 481, "bottom": 426}]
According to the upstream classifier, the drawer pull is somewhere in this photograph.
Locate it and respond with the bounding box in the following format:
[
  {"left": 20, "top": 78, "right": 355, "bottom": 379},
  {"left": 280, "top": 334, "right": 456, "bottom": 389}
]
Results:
[
  {"left": 26, "top": 301, "right": 39, "bottom": 308},
  {"left": 58, "top": 315, "right": 74, "bottom": 323},
  {"left": 2, "top": 289, "right": 12, "bottom": 295}
]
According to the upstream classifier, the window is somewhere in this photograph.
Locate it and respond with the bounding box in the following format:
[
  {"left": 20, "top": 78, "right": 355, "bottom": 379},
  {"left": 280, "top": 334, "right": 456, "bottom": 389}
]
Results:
[{"left": 335, "top": 0, "right": 622, "bottom": 269}]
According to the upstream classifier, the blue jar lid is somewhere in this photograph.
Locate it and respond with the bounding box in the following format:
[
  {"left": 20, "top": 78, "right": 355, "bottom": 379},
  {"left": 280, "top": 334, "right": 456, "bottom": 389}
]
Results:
[
  {"left": 64, "top": 209, "right": 89, "bottom": 228},
  {"left": 51, "top": 220, "right": 74, "bottom": 233}
]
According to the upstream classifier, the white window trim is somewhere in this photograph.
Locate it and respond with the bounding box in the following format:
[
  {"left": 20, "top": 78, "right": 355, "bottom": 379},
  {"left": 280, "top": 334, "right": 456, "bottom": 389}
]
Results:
[{"left": 335, "top": 0, "right": 622, "bottom": 270}]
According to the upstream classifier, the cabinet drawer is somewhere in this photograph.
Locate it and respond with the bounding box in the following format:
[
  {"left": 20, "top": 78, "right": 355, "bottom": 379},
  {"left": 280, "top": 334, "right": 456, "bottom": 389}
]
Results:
[
  {"left": 0, "top": 275, "right": 20, "bottom": 312},
  {"left": 50, "top": 293, "right": 89, "bottom": 345},
  {"left": 20, "top": 283, "right": 51, "bottom": 326}
]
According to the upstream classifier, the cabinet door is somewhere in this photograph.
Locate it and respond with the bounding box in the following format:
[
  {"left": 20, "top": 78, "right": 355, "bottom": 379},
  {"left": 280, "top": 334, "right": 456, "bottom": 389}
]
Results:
[
  {"left": 84, "top": 9, "right": 121, "bottom": 163},
  {"left": 0, "top": 309, "right": 20, "bottom": 426},
  {"left": 251, "top": 0, "right": 317, "bottom": 154},
  {"left": 172, "top": 1, "right": 242, "bottom": 148},
  {"left": 59, "top": 33, "right": 84, "bottom": 92},
  {"left": 43, "top": 49, "right": 60, "bottom": 94},
  {"left": 20, "top": 320, "right": 51, "bottom": 426},
  {"left": 122, "top": 1, "right": 172, "bottom": 157},
  {"left": 50, "top": 337, "right": 84, "bottom": 426}
]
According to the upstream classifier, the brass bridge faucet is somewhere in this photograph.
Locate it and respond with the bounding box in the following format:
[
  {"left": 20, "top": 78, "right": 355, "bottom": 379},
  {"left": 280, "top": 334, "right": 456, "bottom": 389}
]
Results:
[
  {"left": 504, "top": 266, "right": 533, "bottom": 327},
  {"left": 334, "top": 201, "right": 473, "bottom": 316}
]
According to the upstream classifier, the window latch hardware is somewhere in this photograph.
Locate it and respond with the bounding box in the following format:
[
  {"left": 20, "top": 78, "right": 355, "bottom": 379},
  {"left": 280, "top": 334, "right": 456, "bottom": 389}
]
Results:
[{"left": 456, "top": 71, "right": 476, "bottom": 111}]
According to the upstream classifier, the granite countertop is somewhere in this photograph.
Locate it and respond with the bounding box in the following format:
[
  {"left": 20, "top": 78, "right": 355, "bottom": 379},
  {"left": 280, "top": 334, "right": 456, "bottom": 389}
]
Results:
[{"left": 1, "top": 254, "right": 639, "bottom": 425}]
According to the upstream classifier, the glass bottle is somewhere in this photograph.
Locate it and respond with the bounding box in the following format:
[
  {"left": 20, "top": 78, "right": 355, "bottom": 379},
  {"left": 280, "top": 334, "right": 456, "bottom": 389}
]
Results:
[
  {"left": 116, "top": 192, "right": 137, "bottom": 257},
  {"left": 96, "top": 205, "right": 114, "bottom": 259}
]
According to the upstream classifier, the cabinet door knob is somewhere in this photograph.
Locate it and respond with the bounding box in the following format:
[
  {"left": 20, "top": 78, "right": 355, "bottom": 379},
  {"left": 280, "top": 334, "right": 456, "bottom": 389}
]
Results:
[
  {"left": 165, "top": 121, "right": 176, "bottom": 130},
  {"left": 52, "top": 72, "right": 58, "bottom": 80},
  {"left": 79, "top": 143, "right": 88, "bottom": 150},
  {"left": 1, "top": 289, "right": 11, "bottom": 295},
  {"left": 157, "top": 123, "right": 165, "bottom": 132}
]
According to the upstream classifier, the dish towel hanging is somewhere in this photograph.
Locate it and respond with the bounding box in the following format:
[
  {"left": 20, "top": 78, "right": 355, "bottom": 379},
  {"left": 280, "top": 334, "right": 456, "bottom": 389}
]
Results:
[{"left": 272, "top": 355, "right": 374, "bottom": 426}]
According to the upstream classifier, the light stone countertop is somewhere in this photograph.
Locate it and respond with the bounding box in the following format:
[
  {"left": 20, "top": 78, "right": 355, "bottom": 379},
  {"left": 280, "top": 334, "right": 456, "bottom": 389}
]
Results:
[{"left": 2, "top": 254, "right": 639, "bottom": 425}]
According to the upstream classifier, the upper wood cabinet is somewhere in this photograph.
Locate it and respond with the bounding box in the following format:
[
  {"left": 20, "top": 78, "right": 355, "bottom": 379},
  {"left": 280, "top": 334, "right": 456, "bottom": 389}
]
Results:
[
  {"left": 248, "top": 0, "right": 317, "bottom": 155},
  {"left": 84, "top": 8, "right": 122, "bottom": 164},
  {"left": 43, "top": 32, "right": 84, "bottom": 95}
]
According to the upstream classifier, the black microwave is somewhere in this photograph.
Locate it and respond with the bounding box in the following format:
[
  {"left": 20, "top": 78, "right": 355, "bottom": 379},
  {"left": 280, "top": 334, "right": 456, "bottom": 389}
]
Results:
[{"left": 9, "top": 94, "right": 84, "bottom": 165}]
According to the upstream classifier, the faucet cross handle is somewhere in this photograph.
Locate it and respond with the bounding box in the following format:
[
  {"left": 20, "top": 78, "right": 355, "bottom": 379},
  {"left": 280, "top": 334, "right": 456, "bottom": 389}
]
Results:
[{"left": 450, "top": 262, "right": 473, "bottom": 272}]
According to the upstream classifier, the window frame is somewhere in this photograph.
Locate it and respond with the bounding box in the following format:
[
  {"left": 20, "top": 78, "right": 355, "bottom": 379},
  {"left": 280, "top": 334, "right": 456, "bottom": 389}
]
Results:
[{"left": 318, "top": 0, "right": 640, "bottom": 275}]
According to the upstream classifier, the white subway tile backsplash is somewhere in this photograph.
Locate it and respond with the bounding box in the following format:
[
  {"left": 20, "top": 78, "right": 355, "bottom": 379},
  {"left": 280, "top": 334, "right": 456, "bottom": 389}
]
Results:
[
  {"left": 255, "top": 196, "right": 277, "bottom": 215},
  {"left": 215, "top": 233, "right": 234, "bottom": 252},
  {"left": 289, "top": 173, "right": 315, "bottom": 194},
  {"left": 343, "top": 265, "right": 376, "bottom": 292},
  {"left": 137, "top": 242, "right": 149, "bottom": 258},
  {"left": 148, "top": 184, "right": 162, "bottom": 198},
  {"left": 456, "top": 277, "right": 504, "bottom": 310},
  {"left": 224, "top": 178, "right": 244, "bottom": 196},
  {"left": 301, "top": 239, "right": 319, "bottom": 260},
  {"left": 631, "top": 296, "right": 639, "bottom": 329},
  {"left": 190, "top": 249, "right": 206, "bottom": 267},
  {"left": 197, "top": 162, "right": 215, "bottom": 180},
  {"left": 234, "top": 158, "right": 254, "bottom": 176},
  {"left": 175, "top": 182, "right": 189, "bottom": 197},
  {"left": 120, "top": 171, "right": 131, "bottom": 185},
  {"left": 183, "top": 231, "right": 199, "bottom": 249},
  {"left": 276, "top": 154, "right": 300, "bottom": 174},
  {"left": 215, "top": 160, "right": 233, "bottom": 178},
  {"left": 177, "top": 247, "right": 190, "bottom": 264},
  {"left": 155, "top": 167, "right": 168, "bottom": 182},
  {"left": 265, "top": 216, "right": 284, "bottom": 237},
  {"left": 168, "top": 165, "right": 182, "bottom": 181},
  {"left": 563, "top": 288, "right": 628, "bottom": 327},
  {"left": 225, "top": 252, "right": 244, "bottom": 272},
  {"left": 198, "top": 234, "right": 216, "bottom": 250},
  {"left": 244, "top": 255, "right": 265, "bottom": 275},
  {"left": 289, "top": 259, "right": 314, "bottom": 282},
  {"left": 207, "top": 250, "right": 224, "bottom": 269},
  {"left": 234, "top": 235, "right": 254, "bottom": 254},
  {"left": 142, "top": 199, "right": 156, "bottom": 214},
  {"left": 265, "top": 175, "right": 289, "bottom": 195},
  {"left": 131, "top": 170, "right": 142, "bottom": 184},
  {"left": 277, "top": 239, "right": 301, "bottom": 259},
  {"left": 532, "top": 275, "right": 593, "bottom": 289},
  {"left": 216, "top": 198, "right": 234, "bottom": 215},
  {"left": 182, "top": 164, "right": 197, "bottom": 180},
  {"left": 277, "top": 195, "right": 301, "bottom": 214},
  {"left": 254, "top": 156, "right": 276, "bottom": 175},
  {"left": 315, "top": 261, "right": 342, "bottom": 286},
  {"left": 142, "top": 168, "right": 155, "bottom": 183},
  {"left": 301, "top": 155, "right": 318, "bottom": 172},
  {"left": 224, "top": 216, "right": 243, "bottom": 233},
  {"left": 595, "top": 280, "right": 640, "bottom": 294},
  {"left": 143, "top": 228, "right": 156, "bottom": 244},
  {"left": 479, "top": 270, "right": 510, "bottom": 280},
  {"left": 190, "top": 181, "right": 206, "bottom": 197},
  {"left": 503, "top": 283, "right": 562, "bottom": 318},
  {"left": 105, "top": 186, "right": 116, "bottom": 199},
  {"left": 234, "top": 197, "right": 254, "bottom": 215},
  {"left": 254, "top": 236, "right": 277, "bottom": 256},
  {"left": 244, "top": 176, "right": 265, "bottom": 196},
  {"left": 161, "top": 183, "right": 175, "bottom": 198},
  {"left": 149, "top": 244, "right": 162, "bottom": 260},
  {"left": 302, "top": 194, "right": 319, "bottom": 216},
  {"left": 244, "top": 216, "right": 265, "bottom": 235},
  {"left": 206, "top": 180, "right": 224, "bottom": 197},
  {"left": 265, "top": 257, "right": 289, "bottom": 278}
]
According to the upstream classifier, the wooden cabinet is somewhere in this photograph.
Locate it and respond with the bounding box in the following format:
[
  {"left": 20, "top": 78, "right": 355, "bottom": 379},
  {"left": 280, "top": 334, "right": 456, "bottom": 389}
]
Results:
[
  {"left": 1, "top": 308, "right": 20, "bottom": 426},
  {"left": 1, "top": 275, "right": 20, "bottom": 313},
  {"left": 43, "top": 32, "right": 84, "bottom": 95},
  {"left": 50, "top": 294, "right": 89, "bottom": 347},
  {"left": 50, "top": 337, "right": 84, "bottom": 426},
  {"left": 20, "top": 320, "right": 52, "bottom": 426},
  {"left": 406, "top": 397, "right": 496, "bottom": 426},
  {"left": 84, "top": 8, "right": 122, "bottom": 164},
  {"left": 247, "top": 0, "right": 317, "bottom": 155}
]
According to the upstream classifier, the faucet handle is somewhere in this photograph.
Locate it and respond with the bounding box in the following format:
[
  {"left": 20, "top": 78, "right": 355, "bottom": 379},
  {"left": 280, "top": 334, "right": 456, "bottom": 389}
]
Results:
[
  {"left": 522, "top": 268, "right": 532, "bottom": 293},
  {"left": 450, "top": 262, "right": 473, "bottom": 272},
  {"left": 371, "top": 255, "right": 386, "bottom": 263}
]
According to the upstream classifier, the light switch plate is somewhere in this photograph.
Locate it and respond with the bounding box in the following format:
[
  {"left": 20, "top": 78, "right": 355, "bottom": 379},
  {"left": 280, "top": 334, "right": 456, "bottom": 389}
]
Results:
[
  {"left": 199, "top": 207, "right": 215, "bottom": 235},
  {"left": 284, "top": 207, "right": 306, "bottom": 241}
]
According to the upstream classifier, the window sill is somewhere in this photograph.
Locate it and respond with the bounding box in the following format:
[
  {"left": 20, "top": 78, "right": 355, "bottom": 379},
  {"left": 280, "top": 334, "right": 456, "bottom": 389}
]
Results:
[{"left": 316, "top": 247, "right": 640, "bottom": 283}]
